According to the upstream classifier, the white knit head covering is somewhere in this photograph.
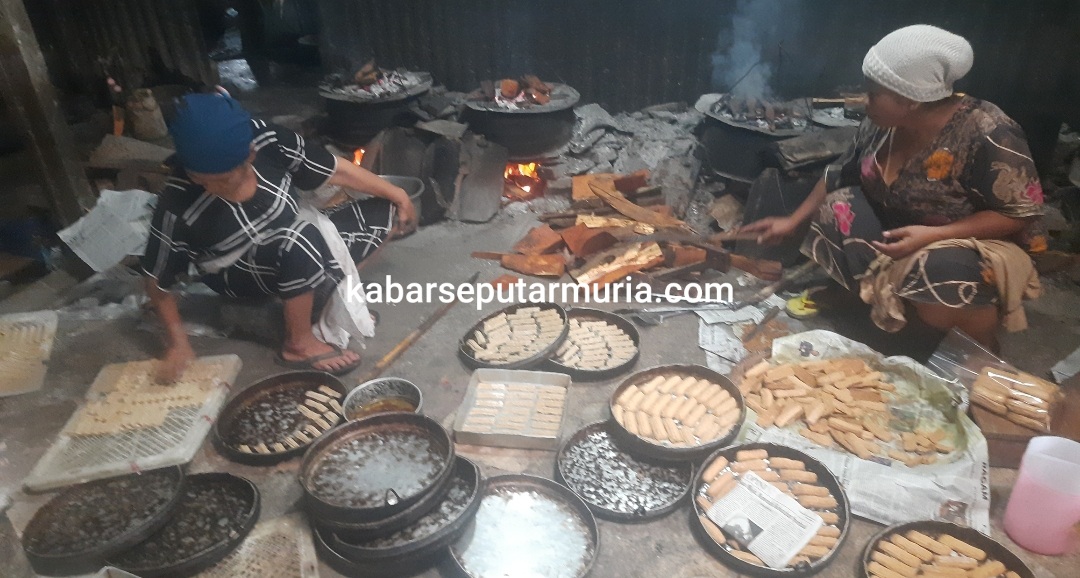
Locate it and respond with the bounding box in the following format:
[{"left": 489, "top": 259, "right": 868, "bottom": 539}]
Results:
[{"left": 862, "top": 25, "right": 974, "bottom": 102}]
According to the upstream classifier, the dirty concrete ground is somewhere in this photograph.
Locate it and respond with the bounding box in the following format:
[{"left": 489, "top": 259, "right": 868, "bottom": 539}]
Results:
[
  {"left": 1, "top": 210, "right": 1078, "bottom": 578},
  {"left": 3, "top": 85, "right": 1080, "bottom": 576}
]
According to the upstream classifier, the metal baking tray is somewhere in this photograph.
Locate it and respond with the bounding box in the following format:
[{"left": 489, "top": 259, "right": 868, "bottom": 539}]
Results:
[
  {"left": 556, "top": 421, "right": 693, "bottom": 522},
  {"left": 859, "top": 520, "right": 1034, "bottom": 578},
  {"left": 608, "top": 365, "right": 745, "bottom": 462},
  {"left": 691, "top": 442, "right": 851, "bottom": 577},
  {"left": 107, "top": 473, "right": 260, "bottom": 578},
  {"left": 545, "top": 308, "right": 640, "bottom": 382},
  {"left": 458, "top": 303, "right": 570, "bottom": 370},
  {"left": 450, "top": 475, "right": 599, "bottom": 578},
  {"left": 213, "top": 371, "right": 348, "bottom": 465},
  {"left": 22, "top": 466, "right": 186, "bottom": 576},
  {"left": 300, "top": 413, "right": 455, "bottom": 526},
  {"left": 452, "top": 368, "right": 572, "bottom": 451}
]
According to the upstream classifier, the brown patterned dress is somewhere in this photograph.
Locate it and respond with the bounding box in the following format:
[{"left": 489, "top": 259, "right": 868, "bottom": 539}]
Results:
[{"left": 802, "top": 96, "right": 1045, "bottom": 308}]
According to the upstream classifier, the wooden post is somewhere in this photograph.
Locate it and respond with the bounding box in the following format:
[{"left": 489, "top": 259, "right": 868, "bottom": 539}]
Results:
[{"left": 0, "top": 0, "right": 94, "bottom": 226}]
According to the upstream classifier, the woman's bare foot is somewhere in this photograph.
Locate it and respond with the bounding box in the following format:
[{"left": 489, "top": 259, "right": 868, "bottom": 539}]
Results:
[{"left": 279, "top": 336, "right": 361, "bottom": 373}]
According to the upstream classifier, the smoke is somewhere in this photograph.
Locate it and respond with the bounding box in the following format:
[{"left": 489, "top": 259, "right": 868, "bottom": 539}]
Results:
[{"left": 711, "top": 0, "right": 788, "bottom": 98}]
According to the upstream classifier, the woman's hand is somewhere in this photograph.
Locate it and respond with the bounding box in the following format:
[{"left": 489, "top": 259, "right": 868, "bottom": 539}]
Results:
[
  {"left": 156, "top": 341, "right": 195, "bottom": 384},
  {"left": 871, "top": 225, "right": 943, "bottom": 259},
  {"left": 739, "top": 216, "right": 800, "bottom": 245},
  {"left": 391, "top": 190, "right": 418, "bottom": 237}
]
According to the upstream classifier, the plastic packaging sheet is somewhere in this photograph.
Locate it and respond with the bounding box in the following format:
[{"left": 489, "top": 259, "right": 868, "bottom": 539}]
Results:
[
  {"left": 738, "top": 330, "right": 991, "bottom": 533},
  {"left": 930, "top": 328, "right": 1062, "bottom": 433}
]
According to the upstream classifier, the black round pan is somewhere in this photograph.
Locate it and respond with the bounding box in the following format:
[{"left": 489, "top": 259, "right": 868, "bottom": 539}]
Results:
[
  {"left": 691, "top": 443, "right": 851, "bottom": 577},
  {"left": 107, "top": 473, "right": 260, "bottom": 578},
  {"left": 300, "top": 413, "right": 455, "bottom": 526},
  {"left": 545, "top": 308, "right": 640, "bottom": 382},
  {"left": 22, "top": 466, "right": 186, "bottom": 576},
  {"left": 214, "top": 371, "right": 348, "bottom": 465},
  {"left": 859, "top": 520, "right": 1035, "bottom": 578},
  {"left": 608, "top": 365, "right": 745, "bottom": 462},
  {"left": 458, "top": 303, "right": 569, "bottom": 370},
  {"left": 556, "top": 421, "right": 693, "bottom": 522},
  {"left": 328, "top": 456, "right": 482, "bottom": 561}
]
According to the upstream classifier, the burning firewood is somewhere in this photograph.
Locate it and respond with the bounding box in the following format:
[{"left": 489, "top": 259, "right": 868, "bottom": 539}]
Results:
[
  {"left": 499, "top": 79, "right": 520, "bottom": 99},
  {"left": 521, "top": 75, "right": 551, "bottom": 95}
]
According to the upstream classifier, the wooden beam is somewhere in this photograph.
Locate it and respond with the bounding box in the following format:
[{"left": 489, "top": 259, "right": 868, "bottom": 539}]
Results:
[{"left": 0, "top": 0, "right": 94, "bottom": 226}]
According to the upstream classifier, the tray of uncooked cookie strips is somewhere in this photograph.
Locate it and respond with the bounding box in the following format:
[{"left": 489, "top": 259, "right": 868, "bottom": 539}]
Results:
[
  {"left": 23, "top": 355, "right": 242, "bottom": 492},
  {"left": 453, "top": 369, "right": 571, "bottom": 450}
]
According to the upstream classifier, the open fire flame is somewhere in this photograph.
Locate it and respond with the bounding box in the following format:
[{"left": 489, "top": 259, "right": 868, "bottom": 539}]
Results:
[
  {"left": 504, "top": 162, "right": 545, "bottom": 200},
  {"left": 353, "top": 148, "right": 366, "bottom": 166}
]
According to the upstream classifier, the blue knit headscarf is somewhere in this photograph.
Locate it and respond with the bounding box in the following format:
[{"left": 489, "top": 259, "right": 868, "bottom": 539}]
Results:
[{"left": 169, "top": 93, "right": 253, "bottom": 174}]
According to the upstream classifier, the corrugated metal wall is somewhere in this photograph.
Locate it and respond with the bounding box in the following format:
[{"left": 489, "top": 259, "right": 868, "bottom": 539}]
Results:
[
  {"left": 316, "top": 0, "right": 1080, "bottom": 118},
  {"left": 25, "top": 0, "right": 217, "bottom": 99}
]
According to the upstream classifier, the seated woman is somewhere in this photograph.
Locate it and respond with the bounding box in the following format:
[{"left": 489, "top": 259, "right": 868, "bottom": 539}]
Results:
[
  {"left": 142, "top": 92, "right": 417, "bottom": 381},
  {"left": 742, "top": 25, "right": 1044, "bottom": 353}
]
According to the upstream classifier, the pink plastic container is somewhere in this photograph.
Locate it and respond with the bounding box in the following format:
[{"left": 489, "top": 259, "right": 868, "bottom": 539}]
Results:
[{"left": 1003, "top": 436, "right": 1080, "bottom": 555}]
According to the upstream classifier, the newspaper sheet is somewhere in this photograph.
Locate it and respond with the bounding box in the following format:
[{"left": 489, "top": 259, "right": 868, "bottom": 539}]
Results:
[
  {"left": 58, "top": 189, "right": 155, "bottom": 272},
  {"left": 736, "top": 330, "right": 991, "bottom": 533},
  {"left": 706, "top": 472, "right": 822, "bottom": 568}
]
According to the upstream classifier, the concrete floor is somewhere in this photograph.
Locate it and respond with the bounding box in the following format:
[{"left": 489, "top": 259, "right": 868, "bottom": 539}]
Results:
[{"left": 1, "top": 210, "right": 1079, "bottom": 577}]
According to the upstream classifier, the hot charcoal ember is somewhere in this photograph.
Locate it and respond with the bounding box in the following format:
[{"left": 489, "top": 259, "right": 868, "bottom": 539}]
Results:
[
  {"left": 224, "top": 383, "right": 317, "bottom": 447},
  {"left": 320, "top": 69, "right": 427, "bottom": 101},
  {"left": 458, "top": 488, "right": 592, "bottom": 578},
  {"left": 348, "top": 474, "right": 472, "bottom": 549},
  {"left": 24, "top": 470, "right": 180, "bottom": 556},
  {"left": 112, "top": 477, "right": 253, "bottom": 568},
  {"left": 561, "top": 428, "right": 691, "bottom": 514},
  {"left": 467, "top": 74, "right": 554, "bottom": 109},
  {"left": 711, "top": 94, "right": 809, "bottom": 131},
  {"left": 309, "top": 430, "right": 446, "bottom": 508}
]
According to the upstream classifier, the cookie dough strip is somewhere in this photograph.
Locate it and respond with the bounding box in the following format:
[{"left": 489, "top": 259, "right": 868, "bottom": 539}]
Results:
[
  {"left": 622, "top": 411, "right": 640, "bottom": 435},
  {"left": 769, "top": 457, "right": 805, "bottom": 470},
  {"left": 930, "top": 555, "right": 978, "bottom": 569},
  {"left": 318, "top": 385, "right": 342, "bottom": 398},
  {"left": 657, "top": 375, "right": 683, "bottom": 393},
  {"left": 638, "top": 375, "right": 666, "bottom": 394},
  {"left": 877, "top": 542, "right": 921, "bottom": 568},
  {"left": 969, "top": 561, "right": 1007, "bottom": 578},
  {"left": 890, "top": 535, "right": 933, "bottom": 562},
  {"left": 818, "top": 511, "right": 839, "bottom": 525},
  {"left": 694, "top": 416, "right": 723, "bottom": 442},
  {"left": 673, "top": 376, "right": 699, "bottom": 395},
  {"left": 736, "top": 449, "right": 768, "bottom": 461},
  {"left": 684, "top": 403, "right": 710, "bottom": 426},
  {"left": 729, "top": 550, "right": 763, "bottom": 566},
  {"left": 699, "top": 514, "right": 727, "bottom": 545},
  {"left": 731, "top": 459, "right": 769, "bottom": 472},
  {"left": 622, "top": 389, "right": 647, "bottom": 411},
  {"left": 797, "top": 494, "right": 838, "bottom": 509},
  {"left": 702, "top": 456, "right": 729, "bottom": 482},
  {"left": 791, "top": 484, "right": 829, "bottom": 497},
  {"left": 298, "top": 404, "right": 323, "bottom": 422},
  {"left": 663, "top": 418, "right": 684, "bottom": 444},
  {"left": 937, "top": 535, "right": 986, "bottom": 561},
  {"left": 870, "top": 551, "right": 917, "bottom": 577},
  {"left": 636, "top": 411, "right": 654, "bottom": 439},
  {"left": 706, "top": 471, "right": 736, "bottom": 499},
  {"left": 867, "top": 561, "right": 908, "bottom": 578}
]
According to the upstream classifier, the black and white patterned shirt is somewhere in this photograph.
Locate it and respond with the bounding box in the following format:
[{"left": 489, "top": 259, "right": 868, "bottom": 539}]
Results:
[{"left": 141, "top": 119, "right": 338, "bottom": 290}]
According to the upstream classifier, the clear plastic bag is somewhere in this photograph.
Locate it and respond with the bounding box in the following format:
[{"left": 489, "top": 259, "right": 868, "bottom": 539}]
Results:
[{"left": 929, "top": 328, "right": 1062, "bottom": 432}]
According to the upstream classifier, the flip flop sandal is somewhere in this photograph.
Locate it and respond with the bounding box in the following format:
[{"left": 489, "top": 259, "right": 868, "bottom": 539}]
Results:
[
  {"left": 785, "top": 289, "right": 821, "bottom": 319},
  {"left": 274, "top": 345, "right": 362, "bottom": 376}
]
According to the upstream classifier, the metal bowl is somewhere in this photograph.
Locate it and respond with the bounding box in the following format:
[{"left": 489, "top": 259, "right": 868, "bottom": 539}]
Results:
[
  {"left": 859, "top": 520, "right": 1034, "bottom": 578},
  {"left": 691, "top": 442, "right": 851, "bottom": 577},
  {"left": 342, "top": 377, "right": 423, "bottom": 421},
  {"left": 608, "top": 365, "right": 745, "bottom": 462},
  {"left": 300, "top": 413, "right": 455, "bottom": 525}
]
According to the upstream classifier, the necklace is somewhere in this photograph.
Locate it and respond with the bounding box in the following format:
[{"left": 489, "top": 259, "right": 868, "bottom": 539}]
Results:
[{"left": 883, "top": 127, "right": 896, "bottom": 183}]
